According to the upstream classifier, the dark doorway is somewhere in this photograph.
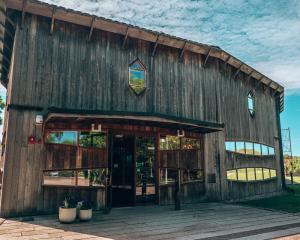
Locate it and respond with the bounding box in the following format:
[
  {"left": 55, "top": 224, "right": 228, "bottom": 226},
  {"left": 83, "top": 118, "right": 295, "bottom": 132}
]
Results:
[{"left": 111, "top": 134, "right": 135, "bottom": 207}]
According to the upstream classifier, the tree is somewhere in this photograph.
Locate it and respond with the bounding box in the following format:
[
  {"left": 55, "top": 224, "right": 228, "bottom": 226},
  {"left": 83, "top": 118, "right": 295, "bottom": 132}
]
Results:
[{"left": 0, "top": 96, "right": 5, "bottom": 125}]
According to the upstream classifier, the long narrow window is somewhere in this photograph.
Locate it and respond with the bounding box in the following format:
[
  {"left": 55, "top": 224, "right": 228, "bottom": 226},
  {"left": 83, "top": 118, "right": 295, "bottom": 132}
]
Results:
[
  {"left": 225, "top": 140, "right": 275, "bottom": 156},
  {"left": 227, "top": 167, "right": 277, "bottom": 182},
  {"left": 128, "top": 59, "right": 146, "bottom": 95},
  {"left": 248, "top": 91, "right": 255, "bottom": 117}
]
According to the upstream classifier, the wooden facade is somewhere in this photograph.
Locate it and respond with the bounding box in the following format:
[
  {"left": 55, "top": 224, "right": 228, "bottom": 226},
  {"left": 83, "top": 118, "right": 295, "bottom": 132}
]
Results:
[{"left": 0, "top": 0, "right": 285, "bottom": 217}]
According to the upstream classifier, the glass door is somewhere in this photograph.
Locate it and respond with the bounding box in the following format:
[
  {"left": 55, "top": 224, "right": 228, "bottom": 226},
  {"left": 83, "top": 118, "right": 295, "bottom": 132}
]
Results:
[{"left": 135, "top": 136, "right": 156, "bottom": 204}]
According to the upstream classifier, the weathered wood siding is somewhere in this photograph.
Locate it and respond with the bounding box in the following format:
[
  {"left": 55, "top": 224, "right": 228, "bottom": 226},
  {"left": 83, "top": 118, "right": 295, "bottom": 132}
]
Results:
[
  {"left": 0, "top": 11, "right": 282, "bottom": 216},
  {"left": 9, "top": 13, "right": 278, "bottom": 146}
]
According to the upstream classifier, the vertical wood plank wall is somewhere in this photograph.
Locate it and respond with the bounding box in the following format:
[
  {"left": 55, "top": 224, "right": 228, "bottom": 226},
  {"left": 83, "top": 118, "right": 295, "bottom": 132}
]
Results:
[{"left": 0, "top": 12, "right": 282, "bottom": 216}]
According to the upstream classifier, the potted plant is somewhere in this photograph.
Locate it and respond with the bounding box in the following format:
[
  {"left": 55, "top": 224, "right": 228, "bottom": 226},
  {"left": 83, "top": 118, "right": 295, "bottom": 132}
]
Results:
[
  {"left": 59, "top": 197, "right": 77, "bottom": 223},
  {"left": 79, "top": 201, "right": 92, "bottom": 221}
]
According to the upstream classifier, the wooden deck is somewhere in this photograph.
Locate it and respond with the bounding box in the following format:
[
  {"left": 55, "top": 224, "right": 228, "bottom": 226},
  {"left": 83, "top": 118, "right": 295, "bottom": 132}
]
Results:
[{"left": 1, "top": 203, "right": 300, "bottom": 240}]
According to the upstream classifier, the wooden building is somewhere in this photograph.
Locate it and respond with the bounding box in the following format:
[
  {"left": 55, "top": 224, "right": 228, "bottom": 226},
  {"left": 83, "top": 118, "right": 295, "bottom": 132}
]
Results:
[{"left": 0, "top": 0, "right": 285, "bottom": 217}]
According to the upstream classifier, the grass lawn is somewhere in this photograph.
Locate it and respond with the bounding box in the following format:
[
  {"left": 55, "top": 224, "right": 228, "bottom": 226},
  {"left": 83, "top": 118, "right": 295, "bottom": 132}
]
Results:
[
  {"left": 241, "top": 184, "right": 300, "bottom": 213},
  {"left": 285, "top": 176, "right": 300, "bottom": 184}
]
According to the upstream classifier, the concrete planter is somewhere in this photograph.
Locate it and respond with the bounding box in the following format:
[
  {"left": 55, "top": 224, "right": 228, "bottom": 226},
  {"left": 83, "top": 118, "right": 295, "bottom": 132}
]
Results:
[
  {"left": 79, "top": 209, "right": 92, "bottom": 221},
  {"left": 59, "top": 207, "right": 77, "bottom": 223}
]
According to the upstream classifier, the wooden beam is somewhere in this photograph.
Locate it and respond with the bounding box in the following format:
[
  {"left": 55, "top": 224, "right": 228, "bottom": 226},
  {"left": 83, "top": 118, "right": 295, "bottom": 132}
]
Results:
[
  {"left": 0, "top": 7, "right": 16, "bottom": 29},
  {"left": 272, "top": 86, "right": 280, "bottom": 97},
  {"left": 233, "top": 63, "right": 243, "bottom": 79},
  {"left": 21, "top": 0, "right": 27, "bottom": 29},
  {"left": 88, "top": 17, "right": 95, "bottom": 41},
  {"left": 151, "top": 34, "right": 160, "bottom": 57},
  {"left": 0, "top": 36, "right": 12, "bottom": 54},
  {"left": 246, "top": 69, "right": 254, "bottom": 82},
  {"left": 50, "top": 7, "right": 56, "bottom": 35},
  {"left": 264, "top": 80, "right": 273, "bottom": 92},
  {"left": 0, "top": 22, "right": 14, "bottom": 40},
  {"left": 255, "top": 76, "right": 264, "bottom": 90},
  {"left": 122, "top": 27, "right": 129, "bottom": 49},
  {"left": 203, "top": 47, "right": 212, "bottom": 67},
  {"left": 179, "top": 41, "right": 187, "bottom": 60}
]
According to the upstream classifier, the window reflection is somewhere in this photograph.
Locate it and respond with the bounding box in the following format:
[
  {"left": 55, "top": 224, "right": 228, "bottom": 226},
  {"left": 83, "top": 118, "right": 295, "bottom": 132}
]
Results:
[
  {"left": 46, "top": 131, "right": 77, "bottom": 145},
  {"left": 79, "top": 132, "right": 106, "bottom": 149},
  {"left": 225, "top": 142, "right": 236, "bottom": 152},
  {"left": 226, "top": 168, "right": 277, "bottom": 182},
  {"left": 236, "top": 142, "right": 245, "bottom": 154},
  {"left": 43, "top": 169, "right": 106, "bottom": 187},
  {"left": 225, "top": 141, "right": 275, "bottom": 156}
]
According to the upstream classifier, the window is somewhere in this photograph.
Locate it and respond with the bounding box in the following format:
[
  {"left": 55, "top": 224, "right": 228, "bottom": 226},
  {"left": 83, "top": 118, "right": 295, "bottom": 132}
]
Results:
[
  {"left": 79, "top": 132, "right": 106, "bottom": 149},
  {"left": 254, "top": 143, "right": 261, "bottom": 156},
  {"left": 247, "top": 168, "right": 256, "bottom": 181},
  {"left": 160, "top": 168, "right": 177, "bottom": 185},
  {"left": 225, "top": 141, "right": 275, "bottom": 156},
  {"left": 248, "top": 91, "right": 255, "bottom": 117},
  {"left": 43, "top": 171, "right": 76, "bottom": 186},
  {"left": 245, "top": 142, "right": 254, "bottom": 155},
  {"left": 182, "top": 169, "right": 204, "bottom": 183},
  {"left": 160, "top": 136, "right": 200, "bottom": 150},
  {"left": 128, "top": 59, "right": 146, "bottom": 95},
  {"left": 46, "top": 131, "right": 77, "bottom": 145},
  {"left": 255, "top": 168, "right": 263, "bottom": 180},
  {"left": 268, "top": 146, "right": 275, "bottom": 155},
  {"left": 238, "top": 168, "right": 247, "bottom": 181},
  {"left": 227, "top": 169, "right": 237, "bottom": 181},
  {"left": 43, "top": 169, "right": 106, "bottom": 187},
  {"left": 225, "top": 141, "right": 236, "bottom": 152},
  {"left": 226, "top": 168, "right": 277, "bottom": 182},
  {"left": 261, "top": 145, "right": 269, "bottom": 155},
  {"left": 236, "top": 142, "right": 245, "bottom": 154}
]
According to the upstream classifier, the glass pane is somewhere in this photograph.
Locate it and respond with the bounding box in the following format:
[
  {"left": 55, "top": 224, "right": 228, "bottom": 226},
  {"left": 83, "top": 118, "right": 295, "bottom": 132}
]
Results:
[
  {"left": 254, "top": 143, "right": 261, "bottom": 156},
  {"left": 227, "top": 170, "right": 237, "bottom": 181},
  {"left": 77, "top": 169, "right": 106, "bottom": 187},
  {"left": 268, "top": 147, "right": 275, "bottom": 155},
  {"left": 237, "top": 168, "right": 247, "bottom": 181},
  {"left": 236, "top": 142, "right": 245, "bottom": 154},
  {"left": 255, "top": 168, "right": 263, "bottom": 180},
  {"left": 270, "top": 169, "right": 277, "bottom": 178},
  {"left": 248, "top": 92, "right": 254, "bottom": 116},
  {"left": 261, "top": 145, "right": 268, "bottom": 155},
  {"left": 182, "top": 138, "right": 201, "bottom": 149},
  {"left": 46, "top": 131, "right": 77, "bottom": 145},
  {"left": 263, "top": 168, "right": 270, "bottom": 179},
  {"left": 245, "top": 142, "right": 254, "bottom": 155},
  {"left": 136, "top": 137, "right": 156, "bottom": 203},
  {"left": 131, "top": 61, "right": 143, "bottom": 69},
  {"left": 43, "top": 171, "right": 76, "bottom": 186},
  {"left": 160, "top": 169, "right": 177, "bottom": 185},
  {"left": 79, "top": 132, "right": 106, "bottom": 148},
  {"left": 182, "top": 169, "right": 204, "bottom": 182},
  {"left": 160, "top": 135, "right": 180, "bottom": 150},
  {"left": 225, "top": 141, "right": 235, "bottom": 152},
  {"left": 247, "top": 168, "right": 256, "bottom": 181}
]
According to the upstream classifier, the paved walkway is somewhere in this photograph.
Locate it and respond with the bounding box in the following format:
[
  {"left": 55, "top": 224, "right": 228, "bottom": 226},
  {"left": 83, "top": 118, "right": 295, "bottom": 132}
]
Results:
[{"left": 1, "top": 203, "right": 300, "bottom": 239}]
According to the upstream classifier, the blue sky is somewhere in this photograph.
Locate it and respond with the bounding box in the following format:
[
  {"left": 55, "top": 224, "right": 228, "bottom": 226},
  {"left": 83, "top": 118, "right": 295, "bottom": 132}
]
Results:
[{"left": 1, "top": 0, "right": 300, "bottom": 154}]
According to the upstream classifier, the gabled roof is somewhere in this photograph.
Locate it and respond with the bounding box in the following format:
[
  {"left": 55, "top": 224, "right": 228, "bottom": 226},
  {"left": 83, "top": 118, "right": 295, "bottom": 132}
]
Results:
[{"left": 1, "top": 0, "right": 284, "bottom": 112}]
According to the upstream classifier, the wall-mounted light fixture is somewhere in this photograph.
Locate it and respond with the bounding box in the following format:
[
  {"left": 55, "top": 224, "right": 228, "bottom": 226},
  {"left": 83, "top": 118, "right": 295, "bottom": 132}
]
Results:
[{"left": 35, "top": 115, "right": 43, "bottom": 124}]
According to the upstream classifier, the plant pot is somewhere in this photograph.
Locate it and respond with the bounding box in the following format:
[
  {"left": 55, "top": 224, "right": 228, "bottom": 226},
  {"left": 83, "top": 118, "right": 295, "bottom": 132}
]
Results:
[
  {"left": 79, "top": 209, "right": 92, "bottom": 221},
  {"left": 59, "top": 207, "right": 77, "bottom": 223}
]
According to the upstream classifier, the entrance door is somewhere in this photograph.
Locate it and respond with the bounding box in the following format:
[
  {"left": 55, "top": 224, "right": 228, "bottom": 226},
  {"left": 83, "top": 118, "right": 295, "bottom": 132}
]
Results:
[
  {"left": 111, "top": 135, "right": 134, "bottom": 207},
  {"left": 135, "top": 136, "right": 156, "bottom": 204}
]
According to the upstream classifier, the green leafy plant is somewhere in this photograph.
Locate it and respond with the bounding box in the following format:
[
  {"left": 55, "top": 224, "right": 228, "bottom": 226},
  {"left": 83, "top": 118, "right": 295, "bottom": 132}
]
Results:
[
  {"left": 81, "top": 201, "right": 92, "bottom": 210},
  {"left": 0, "top": 96, "right": 5, "bottom": 125},
  {"left": 61, "top": 196, "right": 77, "bottom": 208}
]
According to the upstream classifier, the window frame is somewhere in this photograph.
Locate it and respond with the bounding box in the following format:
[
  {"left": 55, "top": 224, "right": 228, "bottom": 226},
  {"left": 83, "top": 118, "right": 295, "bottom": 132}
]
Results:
[
  {"left": 128, "top": 58, "right": 147, "bottom": 95},
  {"left": 247, "top": 91, "right": 255, "bottom": 117}
]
